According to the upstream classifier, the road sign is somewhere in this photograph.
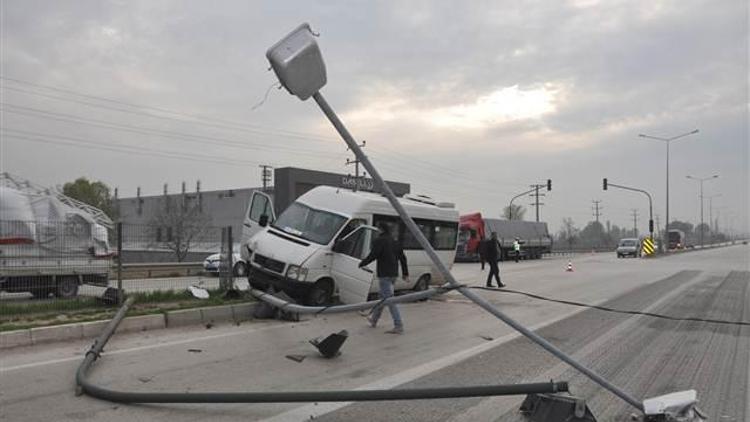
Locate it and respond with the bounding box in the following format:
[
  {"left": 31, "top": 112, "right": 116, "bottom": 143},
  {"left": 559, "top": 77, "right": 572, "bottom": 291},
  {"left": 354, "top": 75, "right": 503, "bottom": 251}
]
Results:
[{"left": 642, "top": 237, "right": 655, "bottom": 256}]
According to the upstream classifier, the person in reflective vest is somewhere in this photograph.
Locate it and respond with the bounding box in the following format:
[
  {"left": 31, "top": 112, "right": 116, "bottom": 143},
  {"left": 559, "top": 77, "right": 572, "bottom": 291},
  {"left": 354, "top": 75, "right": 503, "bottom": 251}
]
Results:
[{"left": 513, "top": 238, "right": 521, "bottom": 263}]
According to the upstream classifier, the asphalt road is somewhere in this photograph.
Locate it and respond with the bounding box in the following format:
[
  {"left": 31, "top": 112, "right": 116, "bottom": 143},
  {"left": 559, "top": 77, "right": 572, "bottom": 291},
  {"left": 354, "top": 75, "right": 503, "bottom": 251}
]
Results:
[{"left": 0, "top": 245, "right": 747, "bottom": 421}]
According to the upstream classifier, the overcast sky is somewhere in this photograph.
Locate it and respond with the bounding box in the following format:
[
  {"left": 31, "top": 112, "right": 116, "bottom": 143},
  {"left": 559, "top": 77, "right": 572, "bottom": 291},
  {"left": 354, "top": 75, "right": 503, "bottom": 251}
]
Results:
[{"left": 1, "top": 0, "right": 747, "bottom": 235}]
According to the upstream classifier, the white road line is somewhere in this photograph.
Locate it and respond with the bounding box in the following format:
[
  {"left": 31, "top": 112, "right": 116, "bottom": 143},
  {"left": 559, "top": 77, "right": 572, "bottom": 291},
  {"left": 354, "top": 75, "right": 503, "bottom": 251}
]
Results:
[
  {"left": 260, "top": 304, "right": 597, "bottom": 422},
  {"left": 447, "top": 270, "right": 706, "bottom": 422},
  {"left": 0, "top": 323, "right": 284, "bottom": 372}
]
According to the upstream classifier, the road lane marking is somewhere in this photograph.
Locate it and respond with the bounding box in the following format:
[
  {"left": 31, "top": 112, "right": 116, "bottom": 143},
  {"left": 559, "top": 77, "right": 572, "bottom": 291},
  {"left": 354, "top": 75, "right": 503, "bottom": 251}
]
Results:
[
  {"left": 0, "top": 323, "right": 285, "bottom": 372},
  {"left": 448, "top": 270, "right": 707, "bottom": 422},
  {"left": 260, "top": 303, "right": 601, "bottom": 422}
]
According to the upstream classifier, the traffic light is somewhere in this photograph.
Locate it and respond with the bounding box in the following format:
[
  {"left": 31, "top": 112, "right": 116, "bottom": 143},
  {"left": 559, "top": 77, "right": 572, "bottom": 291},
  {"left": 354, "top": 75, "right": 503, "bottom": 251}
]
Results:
[
  {"left": 603, "top": 178, "right": 608, "bottom": 190},
  {"left": 649, "top": 219, "right": 654, "bottom": 234},
  {"left": 547, "top": 179, "right": 552, "bottom": 191}
]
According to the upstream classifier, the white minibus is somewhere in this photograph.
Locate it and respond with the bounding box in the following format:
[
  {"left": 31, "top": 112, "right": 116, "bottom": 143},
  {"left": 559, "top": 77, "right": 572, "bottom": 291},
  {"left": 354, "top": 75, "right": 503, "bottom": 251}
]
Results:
[{"left": 240, "top": 186, "right": 458, "bottom": 306}]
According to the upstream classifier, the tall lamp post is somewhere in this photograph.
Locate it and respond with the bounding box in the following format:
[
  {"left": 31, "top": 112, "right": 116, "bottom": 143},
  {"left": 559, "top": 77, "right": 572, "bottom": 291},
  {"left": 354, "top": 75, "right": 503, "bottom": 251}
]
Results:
[
  {"left": 707, "top": 194, "right": 722, "bottom": 242},
  {"left": 686, "top": 174, "right": 718, "bottom": 247},
  {"left": 638, "top": 129, "right": 699, "bottom": 251}
]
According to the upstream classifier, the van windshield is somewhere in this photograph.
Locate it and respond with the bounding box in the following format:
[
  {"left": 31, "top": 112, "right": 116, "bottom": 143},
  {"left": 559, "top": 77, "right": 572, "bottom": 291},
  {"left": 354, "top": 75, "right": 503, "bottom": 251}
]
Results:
[
  {"left": 620, "top": 240, "right": 636, "bottom": 246},
  {"left": 272, "top": 202, "right": 347, "bottom": 245}
]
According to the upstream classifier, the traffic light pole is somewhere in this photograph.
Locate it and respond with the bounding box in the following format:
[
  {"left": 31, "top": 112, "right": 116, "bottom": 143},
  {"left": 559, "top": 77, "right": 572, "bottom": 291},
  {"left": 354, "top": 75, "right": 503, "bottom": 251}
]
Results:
[{"left": 603, "top": 179, "right": 654, "bottom": 242}]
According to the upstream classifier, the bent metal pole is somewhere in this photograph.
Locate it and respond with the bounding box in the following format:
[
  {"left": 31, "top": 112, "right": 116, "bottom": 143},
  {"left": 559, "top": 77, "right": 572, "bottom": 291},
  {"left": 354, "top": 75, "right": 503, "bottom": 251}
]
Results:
[
  {"left": 311, "top": 91, "right": 644, "bottom": 413},
  {"left": 76, "top": 298, "right": 570, "bottom": 403}
]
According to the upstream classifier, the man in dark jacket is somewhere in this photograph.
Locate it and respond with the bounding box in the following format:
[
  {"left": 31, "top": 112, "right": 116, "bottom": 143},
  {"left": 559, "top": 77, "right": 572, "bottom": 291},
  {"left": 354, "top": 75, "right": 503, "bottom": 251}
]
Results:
[
  {"left": 484, "top": 232, "right": 505, "bottom": 288},
  {"left": 359, "top": 222, "right": 409, "bottom": 334},
  {"left": 478, "top": 237, "right": 487, "bottom": 270}
]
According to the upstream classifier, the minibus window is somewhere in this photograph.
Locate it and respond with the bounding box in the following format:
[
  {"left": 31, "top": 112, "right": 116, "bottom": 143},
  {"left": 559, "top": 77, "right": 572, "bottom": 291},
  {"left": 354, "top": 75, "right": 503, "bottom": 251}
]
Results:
[
  {"left": 336, "top": 218, "right": 366, "bottom": 241},
  {"left": 433, "top": 222, "right": 459, "bottom": 250},
  {"left": 402, "top": 219, "right": 433, "bottom": 250},
  {"left": 272, "top": 202, "right": 347, "bottom": 245}
]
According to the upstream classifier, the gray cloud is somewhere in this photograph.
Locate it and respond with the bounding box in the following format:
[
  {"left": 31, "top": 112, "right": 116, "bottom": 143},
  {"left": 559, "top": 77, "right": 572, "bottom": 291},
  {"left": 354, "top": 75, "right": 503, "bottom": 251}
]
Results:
[{"left": 1, "top": 0, "right": 747, "bottom": 235}]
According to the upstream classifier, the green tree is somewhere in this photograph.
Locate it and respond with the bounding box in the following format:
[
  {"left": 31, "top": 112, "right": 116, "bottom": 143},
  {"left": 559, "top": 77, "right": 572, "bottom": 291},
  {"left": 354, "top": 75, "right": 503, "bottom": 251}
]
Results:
[
  {"left": 63, "top": 177, "right": 116, "bottom": 218},
  {"left": 502, "top": 204, "right": 527, "bottom": 220},
  {"left": 579, "top": 221, "right": 607, "bottom": 249}
]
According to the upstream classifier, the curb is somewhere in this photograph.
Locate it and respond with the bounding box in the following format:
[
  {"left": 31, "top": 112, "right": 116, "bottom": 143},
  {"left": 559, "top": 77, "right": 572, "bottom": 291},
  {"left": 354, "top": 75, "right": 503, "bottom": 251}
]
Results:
[{"left": 0, "top": 301, "right": 259, "bottom": 350}]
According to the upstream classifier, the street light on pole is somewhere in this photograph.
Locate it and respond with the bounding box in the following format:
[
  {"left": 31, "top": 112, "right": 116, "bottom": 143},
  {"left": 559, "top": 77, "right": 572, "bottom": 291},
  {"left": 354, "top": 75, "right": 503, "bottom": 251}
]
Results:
[
  {"left": 638, "top": 129, "right": 699, "bottom": 251},
  {"left": 686, "top": 174, "right": 718, "bottom": 247},
  {"left": 707, "top": 194, "right": 722, "bottom": 241}
]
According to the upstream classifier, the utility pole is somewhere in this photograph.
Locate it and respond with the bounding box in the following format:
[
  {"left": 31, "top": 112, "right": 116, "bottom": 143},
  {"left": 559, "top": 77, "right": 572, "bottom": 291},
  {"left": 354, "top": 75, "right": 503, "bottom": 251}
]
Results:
[
  {"left": 631, "top": 209, "right": 639, "bottom": 237},
  {"left": 259, "top": 165, "right": 273, "bottom": 192},
  {"left": 592, "top": 200, "right": 603, "bottom": 224},
  {"left": 345, "top": 140, "right": 366, "bottom": 192},
  {"left": 528, "top": 180, "right": 551, "bottom": 222}
]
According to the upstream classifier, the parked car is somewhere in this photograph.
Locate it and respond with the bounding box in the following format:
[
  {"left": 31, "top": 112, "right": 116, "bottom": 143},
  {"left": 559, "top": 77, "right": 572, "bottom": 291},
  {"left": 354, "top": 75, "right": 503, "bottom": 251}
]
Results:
[
  {"left": 203, "top": 250, "right": 247, "bottom": 277},
  {"left": 616, "top": 238, "right": 641, "bottom": 258}
]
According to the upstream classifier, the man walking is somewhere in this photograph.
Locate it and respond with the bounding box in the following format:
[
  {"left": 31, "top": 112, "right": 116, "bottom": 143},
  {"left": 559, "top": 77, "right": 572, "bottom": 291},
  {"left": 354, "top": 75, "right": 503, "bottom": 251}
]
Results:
[
  {"left": 513, "top": 237, "right": 521, "bottom": 263},
  {"left": 485, "top": 232, "right": 505, "bottom": 288},
  {"left": 478, "top": 236, "right": 487, "bottom": 270},
  {"left": 359, "top": 222, "right": 409, "bottom": 334}
]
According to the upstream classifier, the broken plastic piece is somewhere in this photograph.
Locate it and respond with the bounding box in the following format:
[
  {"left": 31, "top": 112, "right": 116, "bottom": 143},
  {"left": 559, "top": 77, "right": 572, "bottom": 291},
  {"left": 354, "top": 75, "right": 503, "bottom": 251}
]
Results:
[
  {"left": 520, "top": 393, "right": 597, "bottom": 421},
  {"left": 309, "top": 330, "right": 349, "bottom": 358},
  {"left": 188, "top": 285, "right": 209, "bottom": 299}
]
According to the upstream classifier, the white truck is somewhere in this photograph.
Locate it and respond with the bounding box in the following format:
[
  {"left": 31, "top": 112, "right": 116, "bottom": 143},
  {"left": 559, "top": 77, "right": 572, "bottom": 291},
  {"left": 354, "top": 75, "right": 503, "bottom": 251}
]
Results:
[{"left": 0, "top": 174, "right": 113, "bottom": 298}]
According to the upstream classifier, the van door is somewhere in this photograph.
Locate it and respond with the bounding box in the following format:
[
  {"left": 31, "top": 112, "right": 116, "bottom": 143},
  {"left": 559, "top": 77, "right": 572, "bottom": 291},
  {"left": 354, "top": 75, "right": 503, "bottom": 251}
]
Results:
[
  {"left": 331, "top": 226, "right": 378, "bottom": 304},
  {"left": 241, "top": 191, "right": 276, "bottom": 260}
]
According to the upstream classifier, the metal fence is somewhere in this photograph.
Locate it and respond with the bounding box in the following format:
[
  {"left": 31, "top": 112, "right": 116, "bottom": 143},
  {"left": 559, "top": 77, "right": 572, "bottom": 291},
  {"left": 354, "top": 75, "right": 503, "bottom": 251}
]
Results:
[{"left": 1, "top": 220, "right": 238, "bottom": 318}]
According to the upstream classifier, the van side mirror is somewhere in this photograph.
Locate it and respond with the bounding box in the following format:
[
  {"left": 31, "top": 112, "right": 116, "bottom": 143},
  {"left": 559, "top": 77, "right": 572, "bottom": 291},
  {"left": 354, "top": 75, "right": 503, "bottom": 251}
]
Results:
[{"left": 259, "top": 215, "right": 269, "bottom": 227}]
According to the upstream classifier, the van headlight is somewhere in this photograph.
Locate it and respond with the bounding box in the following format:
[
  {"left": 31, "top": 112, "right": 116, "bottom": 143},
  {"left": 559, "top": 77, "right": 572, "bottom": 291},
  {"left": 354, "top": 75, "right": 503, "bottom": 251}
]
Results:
[{"left": 286, "top": 265, "right": 308, "bottom": 281}]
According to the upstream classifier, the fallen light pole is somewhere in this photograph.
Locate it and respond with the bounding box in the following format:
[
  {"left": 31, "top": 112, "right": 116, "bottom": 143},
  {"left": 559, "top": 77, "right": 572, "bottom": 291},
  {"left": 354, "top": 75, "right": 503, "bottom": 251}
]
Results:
[
  {"left": 265, "top": 23, "right": 704, "bottom": 421},
  {"left": 74, "top": 23, "right": 705, "bottom": 422}
]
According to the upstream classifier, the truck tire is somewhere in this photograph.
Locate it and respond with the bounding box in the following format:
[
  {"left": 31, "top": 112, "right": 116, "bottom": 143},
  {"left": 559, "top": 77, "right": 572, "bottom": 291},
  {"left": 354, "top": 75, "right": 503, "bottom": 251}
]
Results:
[
  {"left": 56, "top": 276, "right": 79, "bottom": 298},
  {"left": 306, "top": 279, "right": 333, "bottom": 306}
]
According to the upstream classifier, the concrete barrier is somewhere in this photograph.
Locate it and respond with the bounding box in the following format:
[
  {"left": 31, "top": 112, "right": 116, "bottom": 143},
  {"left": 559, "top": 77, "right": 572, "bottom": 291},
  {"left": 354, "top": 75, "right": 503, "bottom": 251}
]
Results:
[
  {"left": 0, "top": 329, "right": 32, "bottom": 349},
  {"left": 31, "top": 324, "right": 84, "bottom": 345},
  {"left": 116, "top": 314, "right": 166, "bottom": 333},
  {"left": 1, "top": 301, "right": 258, "bottom": 350}
]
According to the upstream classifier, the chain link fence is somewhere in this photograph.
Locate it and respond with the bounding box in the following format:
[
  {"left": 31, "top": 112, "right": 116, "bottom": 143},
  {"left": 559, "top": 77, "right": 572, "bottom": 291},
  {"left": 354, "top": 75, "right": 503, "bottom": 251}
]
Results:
[{"left": 1, "top": 220, "right": 240, "bottom": 320}]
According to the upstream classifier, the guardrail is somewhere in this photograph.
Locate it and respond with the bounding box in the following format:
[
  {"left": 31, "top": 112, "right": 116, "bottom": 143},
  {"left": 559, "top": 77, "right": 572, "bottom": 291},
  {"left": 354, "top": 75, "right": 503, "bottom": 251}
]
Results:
[{"left": 115, "top": 262, "right": 205, "bottom": 279}]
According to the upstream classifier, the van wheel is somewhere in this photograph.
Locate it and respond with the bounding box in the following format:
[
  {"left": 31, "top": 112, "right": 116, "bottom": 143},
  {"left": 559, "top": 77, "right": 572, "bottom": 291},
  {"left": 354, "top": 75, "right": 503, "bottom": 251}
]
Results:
[
  {"left": 56, "top": 277, "right": 79, "bottom": 298},
  {"left": 413, "top": 275, "right": 430, "bottom": 302},
  {"left": 233, "top": 262, "right": 247, "bottom": 277},
  {"left": 306, "top": 279, "right": 333, "bottom": 306},
  {"left": 413, "top": 275, "right": 429, "bottom": 292}
]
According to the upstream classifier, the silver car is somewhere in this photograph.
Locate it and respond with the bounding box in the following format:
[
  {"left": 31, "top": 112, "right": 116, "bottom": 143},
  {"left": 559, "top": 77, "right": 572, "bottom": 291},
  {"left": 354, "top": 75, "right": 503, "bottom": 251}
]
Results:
[
  {"left": 616, "top": 238, "right": 641, "bottom": 258},
  {"left": 203, "top": 251, "right": 247, "bottom": 276}
]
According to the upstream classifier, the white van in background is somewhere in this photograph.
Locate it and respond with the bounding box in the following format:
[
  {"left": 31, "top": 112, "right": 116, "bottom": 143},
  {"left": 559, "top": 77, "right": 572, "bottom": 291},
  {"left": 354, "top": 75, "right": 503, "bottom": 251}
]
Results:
[{"left": 240, "top": 186, "right": 459, "bottom": 306}]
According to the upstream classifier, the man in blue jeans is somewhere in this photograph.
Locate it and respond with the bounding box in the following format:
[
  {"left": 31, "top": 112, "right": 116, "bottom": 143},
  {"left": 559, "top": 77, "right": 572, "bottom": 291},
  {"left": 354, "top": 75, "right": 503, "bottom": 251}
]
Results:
[{"left": 359, "top": 222, "right": 409, "bottom": 334}]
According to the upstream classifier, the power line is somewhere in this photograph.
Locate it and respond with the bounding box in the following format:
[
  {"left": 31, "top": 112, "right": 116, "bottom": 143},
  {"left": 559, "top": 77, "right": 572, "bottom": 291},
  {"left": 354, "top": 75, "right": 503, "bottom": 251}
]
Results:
[
  {"left": 472, "top": 286, "right": 750, "bottom": 327},
  {"left": 0, "top": 103, "right": 347, "bottom": 158},
  {"left": 0, "top": 128, "right": 291, "bottom": 168},
  {"left": 1, "top": 77, "right": 530, "bottom": 190}
]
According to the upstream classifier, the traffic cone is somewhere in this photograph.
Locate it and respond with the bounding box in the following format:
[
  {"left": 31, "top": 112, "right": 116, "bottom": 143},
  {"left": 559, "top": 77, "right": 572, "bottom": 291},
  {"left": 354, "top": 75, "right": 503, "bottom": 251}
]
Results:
[{"left": 566, "top": 261, "right": 574, "bottom": 272}]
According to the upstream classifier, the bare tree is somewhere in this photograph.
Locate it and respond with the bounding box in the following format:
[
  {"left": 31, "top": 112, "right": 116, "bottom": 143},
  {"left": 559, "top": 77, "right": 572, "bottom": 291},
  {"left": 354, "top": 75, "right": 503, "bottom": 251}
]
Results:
[
  {"left": 558, "top": 217, "right": 579, "bottom": 251},
  {"left": 502, "top": 204, "right": 527, "bottom": 220},
  {"left": 149, "top": 197, "right": 212, "bottom": 262}
]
